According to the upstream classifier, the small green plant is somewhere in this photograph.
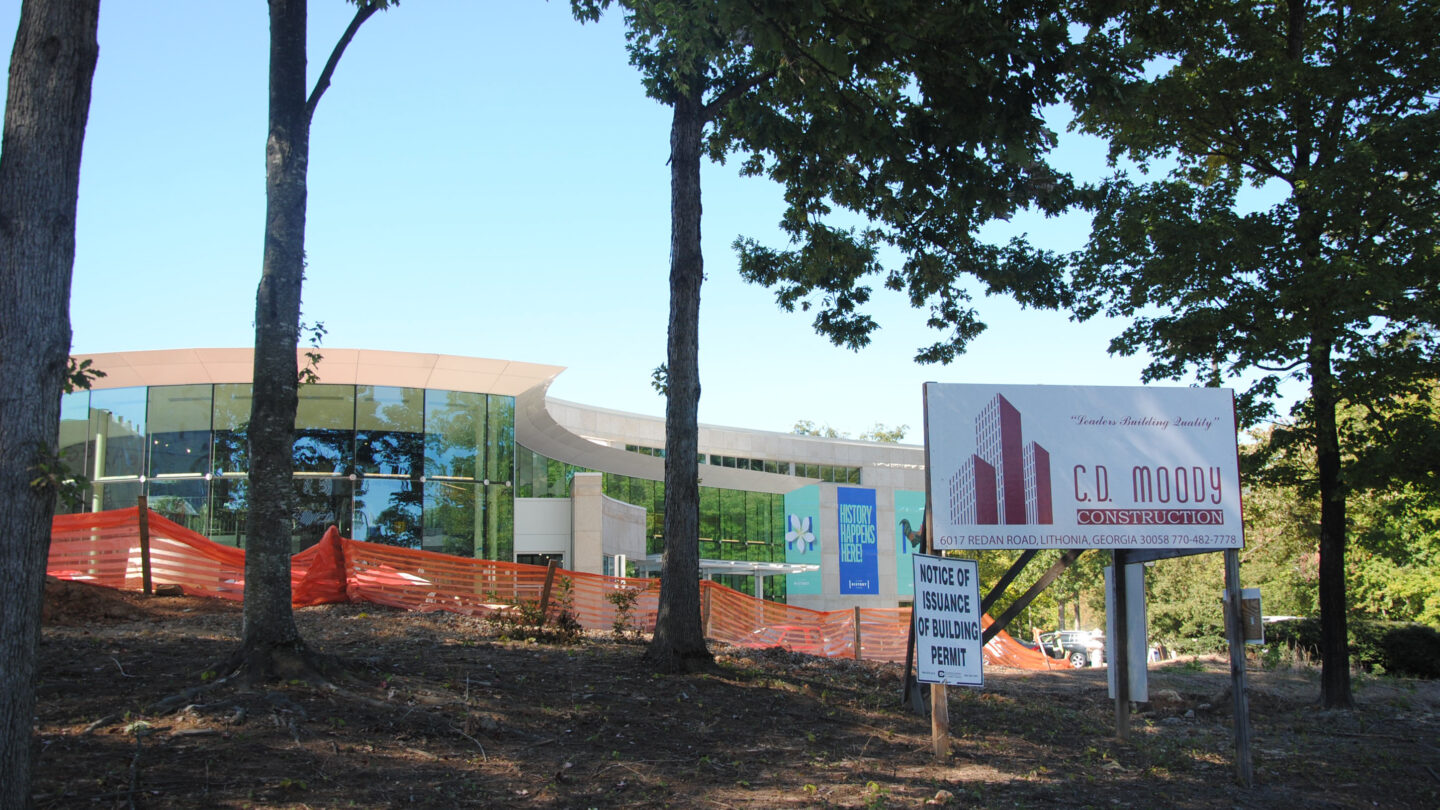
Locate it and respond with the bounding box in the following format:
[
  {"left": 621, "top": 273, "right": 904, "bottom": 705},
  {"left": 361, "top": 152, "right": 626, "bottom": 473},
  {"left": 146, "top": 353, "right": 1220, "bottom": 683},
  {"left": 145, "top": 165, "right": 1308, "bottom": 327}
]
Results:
[
  {"left": 548, "top": 576, "right": 584, "bottom": 640},
  {"left": 28, "top": 445, "right": 90, "bottom": 511},
  {"left": 487, "top": 577, "right": 583, "bottom": 643},
  {"left": 605, "top": 587, "right": 643, "bottom": 639},
  {"left": 65, "top": 357, "right": 106, "bottom": 393},
  {"left": 199, "top": 669, "right": 217, "bottom": 683},
  {"left": 297, "top": 320, "right": 326, "bottom": 385}
]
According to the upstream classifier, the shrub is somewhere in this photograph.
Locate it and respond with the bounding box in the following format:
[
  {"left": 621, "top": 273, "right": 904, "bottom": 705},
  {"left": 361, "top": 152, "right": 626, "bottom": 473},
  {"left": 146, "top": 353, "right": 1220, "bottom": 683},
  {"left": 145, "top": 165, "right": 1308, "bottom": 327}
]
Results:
[
  {"left": 485, "top": 577, "right": 583, "bottom": 644},
  {"left": 1262, "top": 617, "right": 1440, "bottom": 678},
  {"left": 1263, "top": 618, "right": 1322, "bottom": 659},
  {"left": 605, "top": 587, "right": 642, "bottom": 640},
  {"left": 1372, "top": 623, "right": 1440, "bottom": 679},
  {"left": 1349, "top": 619, "right": 1389, "bottom": 673}
]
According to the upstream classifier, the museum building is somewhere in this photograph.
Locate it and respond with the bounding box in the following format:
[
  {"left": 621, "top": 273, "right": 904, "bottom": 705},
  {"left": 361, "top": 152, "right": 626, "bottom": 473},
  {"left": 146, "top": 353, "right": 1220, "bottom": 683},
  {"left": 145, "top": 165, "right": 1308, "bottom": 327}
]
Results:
[{"left": 61, "top": 349, "right": 928, "bottom": 611}]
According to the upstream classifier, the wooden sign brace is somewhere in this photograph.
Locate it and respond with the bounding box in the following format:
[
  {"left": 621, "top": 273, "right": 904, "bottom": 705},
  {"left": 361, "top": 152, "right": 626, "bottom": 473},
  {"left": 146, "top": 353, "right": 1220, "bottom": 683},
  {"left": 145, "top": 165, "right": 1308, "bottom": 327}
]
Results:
[{"left": 981, "top": 549, "right": 1088, "bottom": 644}]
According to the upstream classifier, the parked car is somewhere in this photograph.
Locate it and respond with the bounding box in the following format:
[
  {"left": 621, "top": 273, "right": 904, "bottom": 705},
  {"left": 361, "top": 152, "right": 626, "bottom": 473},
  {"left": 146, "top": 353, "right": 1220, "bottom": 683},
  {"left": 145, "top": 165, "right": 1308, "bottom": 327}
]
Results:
[{"left": 1038, "top": 630, "right": 1105, "bottom": 668}]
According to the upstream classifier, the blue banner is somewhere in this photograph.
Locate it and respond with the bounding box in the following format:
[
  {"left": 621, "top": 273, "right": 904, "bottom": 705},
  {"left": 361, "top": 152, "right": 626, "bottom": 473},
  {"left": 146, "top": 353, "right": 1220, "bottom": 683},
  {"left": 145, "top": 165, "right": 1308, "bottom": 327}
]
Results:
[
  {"left": 895, "top": 490, "right": 926, "bottom": 597},
  {"left": 784, "top": 485, "right": 822, "bottom": 595},
  {"left": 838, "top": 486, "right": 878, "bottom": 595}
]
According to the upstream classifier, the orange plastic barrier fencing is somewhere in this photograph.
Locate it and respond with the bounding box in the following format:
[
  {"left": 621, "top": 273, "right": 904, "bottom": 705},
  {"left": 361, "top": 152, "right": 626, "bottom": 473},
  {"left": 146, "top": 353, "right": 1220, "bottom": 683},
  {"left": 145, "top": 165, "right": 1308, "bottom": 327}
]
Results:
[
  {"left": 50, "top": 508, "right": 247, "bottom": 601},
  {"left": 49, "top": 508, "right": 1062, "bottom": 670}
]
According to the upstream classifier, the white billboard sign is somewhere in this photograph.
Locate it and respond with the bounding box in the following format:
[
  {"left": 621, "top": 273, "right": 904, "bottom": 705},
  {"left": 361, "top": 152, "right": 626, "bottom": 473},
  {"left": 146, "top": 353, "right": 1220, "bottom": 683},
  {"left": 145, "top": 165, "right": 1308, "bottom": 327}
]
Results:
[
  {"left": 913, "top": 554, "right": 983, "bottom": 686},
  {"left": 924, "top": 383, "right": 1242, "bottom": 551}
]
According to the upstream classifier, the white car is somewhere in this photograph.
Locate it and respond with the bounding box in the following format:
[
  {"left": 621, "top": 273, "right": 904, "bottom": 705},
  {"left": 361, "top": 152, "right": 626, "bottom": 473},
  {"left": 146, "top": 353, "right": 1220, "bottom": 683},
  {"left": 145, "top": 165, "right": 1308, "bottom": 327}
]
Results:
[{"left": 1039, "top": 630, "right": 1106, "bottom": 668}]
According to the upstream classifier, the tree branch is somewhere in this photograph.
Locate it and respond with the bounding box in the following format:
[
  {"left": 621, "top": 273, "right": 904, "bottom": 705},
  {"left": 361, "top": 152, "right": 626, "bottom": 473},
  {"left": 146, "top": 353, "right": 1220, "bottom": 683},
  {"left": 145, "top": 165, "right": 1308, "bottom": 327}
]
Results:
[
  {"left": 307, "top": 1, "right": 383, "bottom": 122},
  {"left": 701, "top": 68, "right": 777, "bottom": 124},
  {"left": 1255, "top": 358, "right": 1307, "bottom": 373}
]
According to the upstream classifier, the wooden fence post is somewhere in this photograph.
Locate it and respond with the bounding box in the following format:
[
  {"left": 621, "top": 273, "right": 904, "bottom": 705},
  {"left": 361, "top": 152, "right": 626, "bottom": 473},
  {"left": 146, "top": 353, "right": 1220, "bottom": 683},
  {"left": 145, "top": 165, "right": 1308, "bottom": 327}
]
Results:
[
  {"left": 932, "top": 684, "right": 949, "bottom": 760},
  {"left": 137, "top": 495, "right": 152, "bottom": 596},
  {"left": 853, "top": 606, "right": 863, "bottom": 660},
  {"left": 702, "top": 584, "right": 712, "bottom": 639},
  {"left": 537, "top": 559, "right": 559, "bottom": 627}
]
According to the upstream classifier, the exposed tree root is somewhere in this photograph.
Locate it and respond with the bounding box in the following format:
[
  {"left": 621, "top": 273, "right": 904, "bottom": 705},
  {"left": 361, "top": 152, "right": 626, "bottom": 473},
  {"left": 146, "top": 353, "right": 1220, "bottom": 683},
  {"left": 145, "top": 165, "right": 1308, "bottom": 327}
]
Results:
[
  {"left": 643, "top": 642, "right": 716, "bottom": 674},
  {"left": 218, "top": 637, "right": 340, "bottom": 687},
  {"left": 148, "top": 638, "right": 341, "bottom": 715}
]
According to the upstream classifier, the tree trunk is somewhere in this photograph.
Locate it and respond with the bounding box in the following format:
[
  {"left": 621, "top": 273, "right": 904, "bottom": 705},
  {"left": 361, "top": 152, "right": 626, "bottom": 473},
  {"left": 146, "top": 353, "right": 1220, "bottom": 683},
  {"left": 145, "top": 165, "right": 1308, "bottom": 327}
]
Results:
[
  {"left": 235, "top": 0, "right": 314, "bottom": 683},
  {"left": 1309, "top": 334, "right": 1353, "bottom": 708},
  {"left": 645, "top": 85, "right": 712, "bottom": 672},
  {"left": 0, "top": 1, "right": 100, "bottom": 805}
]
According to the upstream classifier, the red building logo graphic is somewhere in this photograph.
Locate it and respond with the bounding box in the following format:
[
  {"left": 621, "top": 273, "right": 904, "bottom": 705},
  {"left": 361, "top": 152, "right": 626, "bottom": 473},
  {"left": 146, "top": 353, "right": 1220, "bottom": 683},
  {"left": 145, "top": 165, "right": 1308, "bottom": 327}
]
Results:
[{"left": 949, "top": 394, "right": 1053, "bottom": 525}]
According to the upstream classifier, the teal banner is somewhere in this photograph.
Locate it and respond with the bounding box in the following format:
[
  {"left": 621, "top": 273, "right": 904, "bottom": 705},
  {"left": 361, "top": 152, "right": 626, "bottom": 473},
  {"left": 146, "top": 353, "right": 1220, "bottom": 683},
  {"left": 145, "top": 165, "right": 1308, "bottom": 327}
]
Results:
[
  {"left": 895, "top": 490, "right": 926, "bottom": 597},
  {"left": 784, "top": 485, "right": 822, "bottom": 595}
]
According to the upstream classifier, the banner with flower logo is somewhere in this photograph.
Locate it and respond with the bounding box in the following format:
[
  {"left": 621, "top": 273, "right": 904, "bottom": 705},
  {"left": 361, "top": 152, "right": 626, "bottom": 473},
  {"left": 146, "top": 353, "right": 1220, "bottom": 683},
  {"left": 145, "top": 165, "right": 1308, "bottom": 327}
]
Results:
[{"left": 783, "top": 485, "right": 822, "bottom": 594}]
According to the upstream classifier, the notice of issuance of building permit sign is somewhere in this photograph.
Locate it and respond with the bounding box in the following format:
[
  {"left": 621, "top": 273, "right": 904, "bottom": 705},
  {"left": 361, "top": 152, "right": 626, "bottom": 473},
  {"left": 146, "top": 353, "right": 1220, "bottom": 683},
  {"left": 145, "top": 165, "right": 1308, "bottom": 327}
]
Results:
[
  {"left": 924, "top": 383, "right": 1243, "bottom": 551},
  {"left": 913, "top": 553, "right": 983, "bottom": 687}
]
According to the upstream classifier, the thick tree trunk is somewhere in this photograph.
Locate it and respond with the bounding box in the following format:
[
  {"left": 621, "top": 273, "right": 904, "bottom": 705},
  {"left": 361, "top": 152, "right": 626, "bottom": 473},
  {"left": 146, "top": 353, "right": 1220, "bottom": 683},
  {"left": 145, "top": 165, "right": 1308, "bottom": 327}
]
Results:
[
  {"left": 1309, "top": 335, "right": 1353, "bottom": 708},
  {"left": 0, "top": 1, "right": 100, "bottom": 805},
  {"left": 238, "top": 0, "right": 312, "bottom": 681},
  {"left": 645, "top": 86, "right": 713, "bottom": 672}
]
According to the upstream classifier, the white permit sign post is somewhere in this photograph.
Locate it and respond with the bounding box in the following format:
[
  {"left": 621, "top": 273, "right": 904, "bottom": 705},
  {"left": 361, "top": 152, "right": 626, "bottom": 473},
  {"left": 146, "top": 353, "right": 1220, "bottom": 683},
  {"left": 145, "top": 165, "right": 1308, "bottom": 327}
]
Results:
[
  {"left": 912, "top": 552, "right": 981, "bottom": 760},
  {"left": 913, "top": 554, "right": 983, "bottom": 687}
]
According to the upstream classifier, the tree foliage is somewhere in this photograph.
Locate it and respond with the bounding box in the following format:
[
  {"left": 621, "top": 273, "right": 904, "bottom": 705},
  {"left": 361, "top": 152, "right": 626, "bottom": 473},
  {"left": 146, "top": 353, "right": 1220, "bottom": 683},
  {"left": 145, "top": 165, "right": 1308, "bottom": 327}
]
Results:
[
  {"left": 1061, "top": 0, "right": 1440, "bottom": 708},
  {"left": 1246, "top": 392, "right": 1440, "bottom": 627},
  {"left": 1159, "top": 400, "right": 1439, "bottom": 655},
  {"left": 792, "top": 420, "right": 908, "bottom": 443},
  {"left": 576, "top": 0, "right": 1081, "bottom": 671},
  {"left": 730, "top": 2, "right": 1077, "bottom": 364},
  {"left": 791, "top": 419, "right": 845, "bottom": 439},
  {"left": 858, "top": 423, "right": 907, "bottom": 443}
]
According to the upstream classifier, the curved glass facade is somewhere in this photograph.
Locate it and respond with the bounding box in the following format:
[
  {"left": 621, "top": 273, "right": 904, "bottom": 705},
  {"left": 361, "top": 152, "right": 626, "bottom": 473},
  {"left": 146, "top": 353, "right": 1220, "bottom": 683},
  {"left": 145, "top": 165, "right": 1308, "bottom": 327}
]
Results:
[
  {"left": 59, "top": 383, "right": 515, "bottom": 557},
  {"left": 516, "top": 445, "right": 789, "bottom": 601}
]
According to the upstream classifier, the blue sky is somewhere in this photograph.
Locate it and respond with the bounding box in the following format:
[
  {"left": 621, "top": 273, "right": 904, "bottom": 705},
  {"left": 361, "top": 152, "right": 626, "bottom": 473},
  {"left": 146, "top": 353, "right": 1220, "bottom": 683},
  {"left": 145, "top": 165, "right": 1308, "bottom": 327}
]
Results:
[{"left": 7, "top": 0, "right": 1174, "bottom": 439}]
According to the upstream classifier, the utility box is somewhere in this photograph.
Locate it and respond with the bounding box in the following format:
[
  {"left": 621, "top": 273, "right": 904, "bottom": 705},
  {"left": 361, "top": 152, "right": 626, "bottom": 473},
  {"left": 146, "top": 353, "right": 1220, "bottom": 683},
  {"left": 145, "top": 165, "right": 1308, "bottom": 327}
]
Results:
[
  {"left": 1240, "top": 588, "right": 1263, "bottom": 644},
  {"left": 1223, "top": 587, "right": 1264, "bottom": 644}
]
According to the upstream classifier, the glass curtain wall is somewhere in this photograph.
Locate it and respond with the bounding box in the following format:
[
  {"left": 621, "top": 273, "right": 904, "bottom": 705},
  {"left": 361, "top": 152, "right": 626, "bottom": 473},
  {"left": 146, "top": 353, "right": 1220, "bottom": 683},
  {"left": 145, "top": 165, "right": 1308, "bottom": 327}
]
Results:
[
  {"left": 422, "top": 390, "right": 515, "bottom": 560},
  {"left": 58, "top": 384, "right": 515, "bottom": 559},
  {"left": 520, "top": 445, "right": 787, "bottom": 600},
  {"left": 85, "top": 387, "right": 147, "bottom": 513},
  {"left": 142, "top": 384, "right": 213, "bottom": 534}
]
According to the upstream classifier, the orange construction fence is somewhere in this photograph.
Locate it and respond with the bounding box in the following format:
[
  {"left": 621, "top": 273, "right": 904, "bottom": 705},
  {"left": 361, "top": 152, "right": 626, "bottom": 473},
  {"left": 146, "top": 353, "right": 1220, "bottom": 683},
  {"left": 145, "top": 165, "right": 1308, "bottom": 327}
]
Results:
[{"left": 48, "top": 507, "right": 1064, "bottom": 671}]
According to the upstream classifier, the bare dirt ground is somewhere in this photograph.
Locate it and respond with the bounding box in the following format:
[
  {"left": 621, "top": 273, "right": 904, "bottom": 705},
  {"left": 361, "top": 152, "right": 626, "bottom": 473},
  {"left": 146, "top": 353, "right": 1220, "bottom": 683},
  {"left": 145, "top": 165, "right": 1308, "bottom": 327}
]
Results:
[{"left": 33, "top": 578, "right": 1440, "bottom": 808}]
